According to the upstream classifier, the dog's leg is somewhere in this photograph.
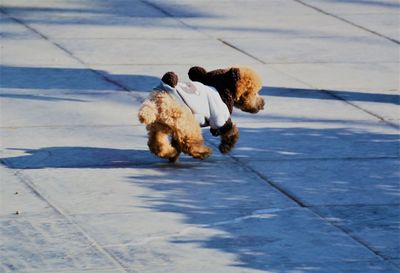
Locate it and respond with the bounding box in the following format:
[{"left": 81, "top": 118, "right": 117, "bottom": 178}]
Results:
[
  {"left": 169, "top": 137, "right": 181, "bottom": 162},
  {"left": 176, "top": 128, "right": 212, "bottom": 160},
  {"left": 184, "top": 137, "right": 212, "bottom": 159},
  {"left": 147, "top": 123, "right": 179, "bottom": 160},
  {"left": 219, "top": 124, "right": 239, "bottom": 154},
  {"left": 159, "top": 104, "right": 212, "bottom": 160}
]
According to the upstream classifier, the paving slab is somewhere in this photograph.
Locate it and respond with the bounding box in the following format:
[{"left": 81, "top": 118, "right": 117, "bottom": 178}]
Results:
[
  {"left": 0, "top": 14, "right": 41, "bottom": 40},
  {"left": 301, "top": 0, "right": 400, "bottom": 14},
  {"left": 160, "top": 0, "right": 382, "bottom": 40},
  {"left": 55, "top": 39, "right": 259, "bottom": 65},
  {"left": 0, "top": 65, "right": 122, "bottom": 92},
  {"left": 0, "top": 214, "right": 122, "bottom": 273},
  {"left": 0, "top": 90, "right": 140, "bottom": 127},
  {"left": 0, "top": 39, "right": 80, "bottom": 66},
  {"left": 338, "top": 13, "right": 400, "bottom": 42},
  {"left": 392, "top": 259, "right": 400, "bottom": 268},
  {"left": 223, "top": 36, "right": 399, "bottom": 64},
  {"left": 1, "top": 0, "right": 399, "bottom": 272},
  {"left": 101, "top": 208, "right": 395, "bottom": 273},
  {"left": 91, "top": 63, "right": 314, "bottom": 92},
  {"left": 219, "top": 125, "right": 399, "bottom": 160},
  {"left": 268, "top": 63, "right": 400, "bottom": 122},
  {"left": 0, "top": 0, "right": 164, "bottom": 19},
  {"left": 0, "top": 166, "right": 52, "bottom": 218},
  {"left": 299, "top": 0, "right": 400, "bottom": 41},
  {"left": 315, "top": 205, "right": 400, "bottom": 260},
  {"left": 245, "top": 158, "right": 400, "bottom": 206},
  {"left": 28, "top": 16, "right": 207, "bottom": 39},
  {"left": 234, "top": 89, "right": 390, "bottom": 126},
  {"left": 270, "top": 63, "right": 399, "bottom": 92},
  {"left": 0, "top": 163, "right": 295, "bottom": 216},
  {"left": 0, "top": 125, "right": 148, "bottom": 154},
  {"left": 1, "top": 1, "right": 207, "bottom": 40}
]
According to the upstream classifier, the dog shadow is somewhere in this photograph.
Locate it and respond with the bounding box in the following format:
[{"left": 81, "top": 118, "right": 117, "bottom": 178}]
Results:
[
  {"left": 1, "top": 146, "right": 160, "bottom": 169},
  {"left": 0, "top": 146, "right": 213, "bottom": 169}
]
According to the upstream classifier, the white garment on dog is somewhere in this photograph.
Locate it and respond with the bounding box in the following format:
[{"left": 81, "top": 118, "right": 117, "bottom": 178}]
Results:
[
  {"left": 177, "top": 81, "right": 230, "bottom": 129},
  {"left": 155, "top": 81, "right": 230, "bottom": 129}
]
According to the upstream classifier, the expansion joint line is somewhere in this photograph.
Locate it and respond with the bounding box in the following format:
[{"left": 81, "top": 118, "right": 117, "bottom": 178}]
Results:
[
  {"left": 219, "top": 152, "right": 394, "bottom": 263},
  {"left": 137, "top": 2, "right": 399, "bottom": 129},
  {"left": 293, "top": 0, "right": 400, "bottom": 45},
  {"left": 322, "top": 89, "right": 400, "bottom": 129},
  {"left": 0, "top": 163, "right": 131, "bottom": 273},
  {"left": 0, "top": 8, "right": 135, "bottom": 95}
]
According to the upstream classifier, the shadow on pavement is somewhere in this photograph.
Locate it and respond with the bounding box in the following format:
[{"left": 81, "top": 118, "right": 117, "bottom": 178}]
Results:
[
  {"left": 263, "top": 86, "right": 400, "bottom": 105},
  {"left": 1, "top": 0, "right": 213, "bottom": 25},
  {"left": 3, "top": 127, "right": 398, "bottom": 170},
  {"left": 0, "top": 147, "right": 159, "bottom": 169},
  {"left": 0, "top": 65, "right": 160, "bottom": 92},
  {"left": 125, "top": 126, "right": 399, "bottom": 271},
  {"left": 0, "top": 93, "right": 89, "bottom": 102},
  {"left": 2, "top": 65, "right": 398, "bottom": 105},
  {"left": 2, "top": 127, "right": 399, "bottom": 270}
]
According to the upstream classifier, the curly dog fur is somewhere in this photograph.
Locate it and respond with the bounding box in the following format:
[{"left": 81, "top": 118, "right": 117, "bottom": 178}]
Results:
[
  {"left": 138, "top": 89, "right": 212, "bottom": 162},
  {"left": 138, "top": 66, "right": 263, "bottom": 162}
]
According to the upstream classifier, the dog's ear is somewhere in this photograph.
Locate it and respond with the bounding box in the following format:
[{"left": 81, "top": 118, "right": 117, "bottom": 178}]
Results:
[
  {"left": 229, "top": 68, "right": 240, "bottom": 84},
  {"left": 161, "top": 71, "right": 178, "bottom": 87},
  {"left": 188, "top": 66, "right": 207, "bottom": 82}
]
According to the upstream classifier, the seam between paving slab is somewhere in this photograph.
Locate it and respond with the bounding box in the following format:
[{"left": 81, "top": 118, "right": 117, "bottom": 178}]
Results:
[
  {"left": 2, "top": 11, "right": 147, "bottom": 106},
  {"left": 2, "top": 3, "right": 399, "bottom": 269},
  {"left": 266, "top": 64, "right": 400, "bottom": 129},
  {"left": 1, "top": 6, "right": 397, "bottom": 129},
  {"left": 292, "top": 0, "right": 400, "bottom": 45},
  {"left": 139, "top": 0, "right": 214, "bottom": 39},
  {"left": 2, "top": 168, "right": 131, "bottom": 273},
  {"left": 0, "top": 9, "right": 142, "bottom": 101},
  {"left": 0, "top": 11, "right": 132, "bottom": 272},
  {"left": 225, "top": 153, "right": 397, "bottom": 265},
  {"left": 132, "top": 1, "right": 400, "bottom": 130}
]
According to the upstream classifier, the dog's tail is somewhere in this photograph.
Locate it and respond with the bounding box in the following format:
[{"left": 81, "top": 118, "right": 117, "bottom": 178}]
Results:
[{"left": 138, "top": 100, "right": 157, "bottom": 125}]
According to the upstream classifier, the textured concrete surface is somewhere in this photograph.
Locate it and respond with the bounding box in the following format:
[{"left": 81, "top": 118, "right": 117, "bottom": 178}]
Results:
[{"left": 0, "top": 0, "right": 399, "bottom": 272}]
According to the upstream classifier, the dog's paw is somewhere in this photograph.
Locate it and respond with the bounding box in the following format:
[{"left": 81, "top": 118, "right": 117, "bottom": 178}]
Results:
[
  {"left": 191, "top": 146, "right": 212, "bottom": 160},
  {"left": 168, "top": 154, "right": 180, "bottom": 163},
  {"left": 219, "top": 143, "right": 232, "bottom": 154},
  {"left": 219, "top": 124, "right": 239, "bottom": 154}
]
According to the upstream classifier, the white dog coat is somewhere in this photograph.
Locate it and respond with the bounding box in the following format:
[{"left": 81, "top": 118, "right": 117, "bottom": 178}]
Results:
[{"left": 155, "top": 81, "right": 230, "bottom": 129}]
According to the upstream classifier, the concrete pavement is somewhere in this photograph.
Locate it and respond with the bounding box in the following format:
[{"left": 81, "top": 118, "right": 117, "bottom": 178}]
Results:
[{"left": 0, "top": 0, "right": 399, "bottom": 272}]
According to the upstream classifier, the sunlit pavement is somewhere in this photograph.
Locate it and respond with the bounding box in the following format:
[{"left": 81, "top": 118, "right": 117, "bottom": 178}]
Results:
[{"left": 1, "top": 1, "right": 399, "bottom": 272}]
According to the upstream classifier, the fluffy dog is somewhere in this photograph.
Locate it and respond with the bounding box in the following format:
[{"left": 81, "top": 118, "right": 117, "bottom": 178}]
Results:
[{"left": 138, "top": 66, "right": 263, "bottom": 162}]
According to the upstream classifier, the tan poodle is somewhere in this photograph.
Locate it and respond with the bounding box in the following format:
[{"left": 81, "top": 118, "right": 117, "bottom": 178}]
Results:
[{"left": 138, "top": 66, "right": 263, "bottom": 162}]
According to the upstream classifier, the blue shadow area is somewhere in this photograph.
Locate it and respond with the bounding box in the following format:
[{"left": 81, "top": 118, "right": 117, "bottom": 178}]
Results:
[
  {"left": 2, "top": 126, "right": 399, "bottom": 271},
  {"left": 122, "top": 127, "right": 399, "bottom": 271},
  {"left": 0, "top": 93, "right": 89, "bottom": 102},
  {"left": 1, "top": 0, "right": 214, "bottom": 25},
  {"left": 3, "top": 127, "right": 398, "bottom": 169},
  {"left": 0, "top": 147, "right": 157, "bottom": 169},
  {"left": 262, "top": 86, "right": 400, "bottom": 105},
  {"left": 0, "top": 65, "right": 160, "bottom": 92},
  {"left": 2, "top": 65, "right": 398, "bottom": 105}
]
